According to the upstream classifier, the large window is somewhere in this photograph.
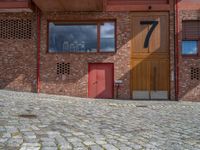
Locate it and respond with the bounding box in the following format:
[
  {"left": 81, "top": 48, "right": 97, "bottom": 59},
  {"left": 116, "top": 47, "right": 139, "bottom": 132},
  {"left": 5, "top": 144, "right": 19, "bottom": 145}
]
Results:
[
  {"left": 48, "top": 21, "right": 116, "bottom": 53},
  {"left": 182, "top": 21, "right": 200, "bottom": 56}
]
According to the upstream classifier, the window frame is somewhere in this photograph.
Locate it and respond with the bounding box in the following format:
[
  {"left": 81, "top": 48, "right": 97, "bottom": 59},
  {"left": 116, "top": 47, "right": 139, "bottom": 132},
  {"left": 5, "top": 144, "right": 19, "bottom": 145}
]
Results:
[
  {"left": 181, "top": 20, "right": 200, "bottom": 58},
  {"left": 47, "top": 20, "right": 117, "bottom": 54}
]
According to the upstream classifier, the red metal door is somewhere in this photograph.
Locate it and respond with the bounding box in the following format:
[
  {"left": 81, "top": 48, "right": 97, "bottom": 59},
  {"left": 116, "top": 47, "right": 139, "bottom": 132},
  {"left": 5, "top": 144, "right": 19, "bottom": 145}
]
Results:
[{"left": 88, "top": 63, "right": 114, "bottom": 99}]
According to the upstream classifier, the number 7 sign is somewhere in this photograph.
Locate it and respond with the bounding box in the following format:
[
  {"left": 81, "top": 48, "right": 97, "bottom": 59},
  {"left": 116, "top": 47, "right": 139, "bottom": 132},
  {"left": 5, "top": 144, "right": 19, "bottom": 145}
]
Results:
[{"left": 140, "top": 21, "right": 158, "bottom": 48}]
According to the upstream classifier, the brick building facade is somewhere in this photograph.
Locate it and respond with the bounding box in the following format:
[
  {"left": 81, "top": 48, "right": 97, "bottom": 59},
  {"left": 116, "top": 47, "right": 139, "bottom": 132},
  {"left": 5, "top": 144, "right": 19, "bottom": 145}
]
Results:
[
  {"left": 177, "top": 0, "right": 200, "bottom": 101},
  {"left": 0, "top": 0, "right": 199, "bottom": 101}
]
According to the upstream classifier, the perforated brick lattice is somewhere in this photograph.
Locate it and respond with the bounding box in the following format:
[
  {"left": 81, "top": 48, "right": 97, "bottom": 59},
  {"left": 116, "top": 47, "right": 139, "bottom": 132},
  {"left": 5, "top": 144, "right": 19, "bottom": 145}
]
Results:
[
  {"left": 0, "top": 19, "right": 32, "bottom": 39},
  {"left": 191, "top": 67, "right": 200, "bottom": 80},
  {"left": 57, "top": 62, "right": 70, "bottom": 75}
]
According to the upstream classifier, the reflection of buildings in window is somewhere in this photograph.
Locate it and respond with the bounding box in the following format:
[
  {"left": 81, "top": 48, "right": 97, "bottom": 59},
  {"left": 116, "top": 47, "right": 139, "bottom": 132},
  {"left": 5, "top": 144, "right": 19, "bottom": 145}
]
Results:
[
  {"left": 63, "top": 41, "right": 69, "bottom": 50},
  {"left": 70, "top": 43, "right": 75, "bottom": 51},
  {"left": 63, "top": 40, "right": 86, "bottom": 52},
  {"left": 74, "top": 41, "right": 78, "bottom": 51},
  {"left": 80, "top": 41, "right": 86, "bottom": 51}
]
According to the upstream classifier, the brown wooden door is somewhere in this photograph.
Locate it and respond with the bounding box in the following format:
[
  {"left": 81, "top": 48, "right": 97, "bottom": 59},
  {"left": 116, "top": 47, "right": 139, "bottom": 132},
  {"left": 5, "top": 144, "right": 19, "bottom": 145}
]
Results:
[
  {"left": 88, "top": 63, "right": 114, "bottom": 99},
  {"left": 131, "top": 12, "right": 169, "bottom": 100}
]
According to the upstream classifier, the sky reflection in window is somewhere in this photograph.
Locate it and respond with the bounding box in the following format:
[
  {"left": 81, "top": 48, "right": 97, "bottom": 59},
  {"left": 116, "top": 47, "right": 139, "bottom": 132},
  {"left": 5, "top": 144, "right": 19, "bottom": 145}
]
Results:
[
  {"left": 182, "top": 41, "right": 198, "bottom": 55},
  {"left": 100, "top": 22, "right": 115, "bottom": 52}
]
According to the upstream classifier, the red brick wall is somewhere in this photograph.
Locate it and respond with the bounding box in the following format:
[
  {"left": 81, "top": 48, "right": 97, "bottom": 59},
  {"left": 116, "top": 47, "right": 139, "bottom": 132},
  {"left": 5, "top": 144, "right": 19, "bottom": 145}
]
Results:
[
  {"left": 178, "top": 10, "right": 200, "bottom": 101},
  {"left": 178, "top": 0, "right": 200, "bottom": 10},
  {"left": 0, "top": 13, "right": 37, "bottom": 92}
]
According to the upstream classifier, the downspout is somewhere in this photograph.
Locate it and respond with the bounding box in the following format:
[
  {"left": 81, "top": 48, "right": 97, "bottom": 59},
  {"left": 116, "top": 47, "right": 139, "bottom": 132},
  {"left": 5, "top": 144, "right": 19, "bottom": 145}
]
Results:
[
  {"left": 175, "top": 0, "right": 179, "bottom": 100},
  {"left": 36, "top": 7, "right": 41, "bottom": 93}
]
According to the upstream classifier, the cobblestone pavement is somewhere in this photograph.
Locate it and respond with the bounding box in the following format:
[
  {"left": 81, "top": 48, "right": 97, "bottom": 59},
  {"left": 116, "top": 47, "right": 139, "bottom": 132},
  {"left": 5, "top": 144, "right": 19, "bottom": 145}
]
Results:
[{"left": 0, "top": 90, "right": 200, "bottom": 150}]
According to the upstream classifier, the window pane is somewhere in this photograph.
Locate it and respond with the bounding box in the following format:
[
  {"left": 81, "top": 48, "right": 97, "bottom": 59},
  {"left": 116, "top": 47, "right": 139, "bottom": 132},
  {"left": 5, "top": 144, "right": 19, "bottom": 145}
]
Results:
[
  {"left": 100, "top": 22, "right": 115, "bottom": 52},
  {"left": 182, "top": 41, "right": 198, "bottom": 55},
  {"left": 49, "top": 23, "right": 97, "bottom": 52}
]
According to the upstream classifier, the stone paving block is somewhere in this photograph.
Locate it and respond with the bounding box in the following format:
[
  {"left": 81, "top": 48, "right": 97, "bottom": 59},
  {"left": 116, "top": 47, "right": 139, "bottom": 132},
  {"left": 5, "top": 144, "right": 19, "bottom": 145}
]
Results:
[
  {"left": 40, "top": 137, "right": 55, "bottom": 142},
  {"left": 20, "top": 147, "right": 40, "bottom": 150},
  {"left": 60, "top": 144, "right": 72, "bottom": 150},
  {"left": 102, "top": 144, "right": 119, "bottom": 150},
  {"left": 42, "top": 141, "right": 57, "bottom": 147},
  {"left": 24, "top": 137, "right": 40, "bottom": 143},
  {"left": 41, "top": 147, "right": 57, "bottom": 150},
  {"left": 21, "top": 143, "right": 41, "bottom": 147},
  {"left": 90, "top": 145, "right": 104, "bottom": 150},
  {"left": 72, "top": 132, "right": 85, "bottom": 136},
  {"left": 0, "top": 138, "right": 8, "bottom": 143},
  {"left": 31, "top": 125, "right": 40, "bottom": 131},
  {"left": 47, "top": 131, "right": 61, "bottom": 138},
  {"left": 7, "top": 138, "right": 23, "bottom": 147},
  {"left": 6, "top": 146, "right": 20, "bottom": 150},
  {"left": 96, "top": 140, "right": 107, "bottom": 145},
  {"left": 83, "top": 140, "right": 96, "bottom": 146},
  {"left": 5, "top": 126, "right": 18, "bottom": 133},
  {"left": 68, "top": 137, "right": 82, "bottom": 143},
  {"left": 0, "top": 127, "right": 5, "bottom": 132},
  {"left": 117, "top": 146, "right": 132, "bottom": 150},
  {"left": 56, "top": 136, "right": 72, "bottom": 149},
  {"left": 72, "top": 142, "right": 85, "bottom": 148},
  {"left": 73, "top": 147, "right": 88, "bottom": 150}
]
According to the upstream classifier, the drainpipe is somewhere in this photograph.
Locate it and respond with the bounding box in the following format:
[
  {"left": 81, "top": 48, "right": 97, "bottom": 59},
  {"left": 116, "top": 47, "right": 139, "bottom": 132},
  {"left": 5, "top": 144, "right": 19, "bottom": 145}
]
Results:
[
  {"left": 36, "top": 7, "right": 41, "bottom": 93},
  {"left": 175, "top": 0, "right": 179, "bottom": 101}
]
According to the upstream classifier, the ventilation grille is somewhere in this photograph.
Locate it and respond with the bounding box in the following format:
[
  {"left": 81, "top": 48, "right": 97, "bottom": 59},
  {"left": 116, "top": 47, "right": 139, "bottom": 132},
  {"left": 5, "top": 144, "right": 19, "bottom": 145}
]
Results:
[
  {"left": 0, "top": 19, "right": 32, "bottom": 39},
  {"left": 57, "top": 62, "right": 70, "bottom": 75},
  {"left": 191, "top": 67, "right": 200, "bottom": 80}
]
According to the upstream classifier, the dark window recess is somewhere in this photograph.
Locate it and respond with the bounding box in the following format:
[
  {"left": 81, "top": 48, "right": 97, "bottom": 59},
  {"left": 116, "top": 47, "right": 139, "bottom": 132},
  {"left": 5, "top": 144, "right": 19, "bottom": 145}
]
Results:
[
  {"left": 0, "top": 19, "right": 32, "bottom": 39},
  {"left": 57, "top": 63, "right": 70, "bottom": 75},
  {"left": 182, "top": 21, "right": 200, "bottom": 40},
  {"left": 191, "top": 67, "right": 200, "bottom": 80}
]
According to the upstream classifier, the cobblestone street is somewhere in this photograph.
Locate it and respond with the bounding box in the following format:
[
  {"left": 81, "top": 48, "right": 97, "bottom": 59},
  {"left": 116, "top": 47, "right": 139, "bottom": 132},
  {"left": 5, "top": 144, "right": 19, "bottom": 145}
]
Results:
[{"left": 0, "top": 90, "right": 200, "bottom": 150}]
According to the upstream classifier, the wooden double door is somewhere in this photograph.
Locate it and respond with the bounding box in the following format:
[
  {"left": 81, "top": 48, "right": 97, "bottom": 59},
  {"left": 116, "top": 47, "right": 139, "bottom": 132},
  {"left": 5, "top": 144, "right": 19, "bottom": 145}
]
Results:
[{"left": 131, "top": 12, "right": 170, "bottom": 99}]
